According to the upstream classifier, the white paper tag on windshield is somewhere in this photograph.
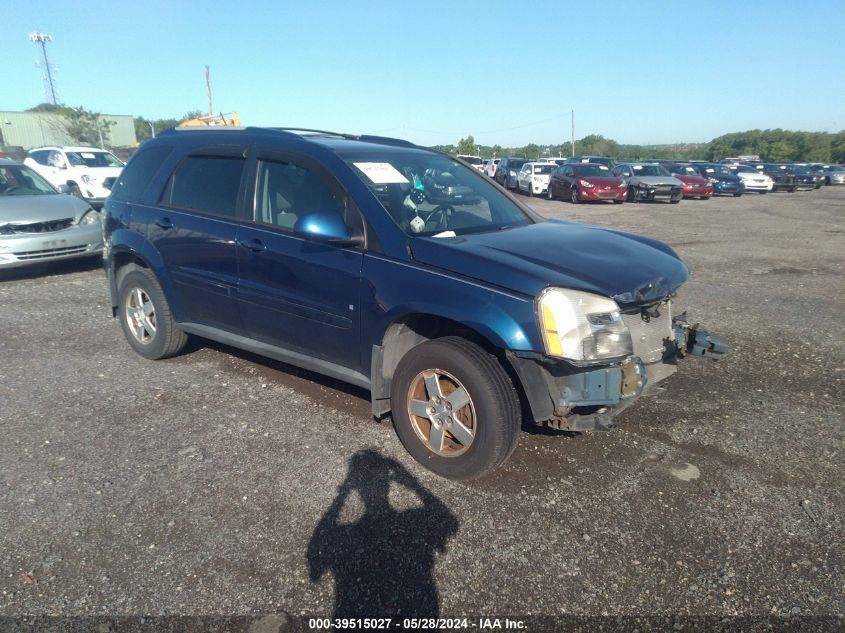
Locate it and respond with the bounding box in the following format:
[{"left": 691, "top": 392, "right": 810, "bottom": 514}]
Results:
[
  {"left": 353, "top": 162, "right": 409, "bottom": 184},
  {"left": 432, "top": 230, "right": 456, "bottom": 238},
  {"left": 81, "top": 152, "right": 96, "bottom": 159}
]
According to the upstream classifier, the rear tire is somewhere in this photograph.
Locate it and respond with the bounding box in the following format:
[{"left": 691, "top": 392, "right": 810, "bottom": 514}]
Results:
[
  {"left": 117, "top": 267, "right": 188, "bottom": 360},
  {"left": 390, "top": 337, "right": 521, "bottom": 480}
]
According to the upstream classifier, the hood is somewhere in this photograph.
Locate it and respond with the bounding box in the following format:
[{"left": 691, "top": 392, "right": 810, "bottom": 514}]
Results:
[
  {"left": 675, "top": 175, "right": 708, "bottom": 185},
  {"left": 581, "top": 176, "right": 625, "bottom": 187},
  {"left": 410, "top": 220, "right": 689, "bottom": 307},
  {"left": 0, "top": 193, "right": 92, "bottom": 224},
  {"left": 78, "top": 166, "right": 122, "bottom": 180},
  {"left": 710, "top": 173, "right": 742, "bottom": 183}
]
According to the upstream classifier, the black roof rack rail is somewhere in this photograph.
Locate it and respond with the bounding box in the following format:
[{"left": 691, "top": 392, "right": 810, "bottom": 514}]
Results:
[
  {"left": 158, "top": 126, "right": 245, "bottom": 136},
  {"left": 264, "top": 127, "right": 361, "bottom": 140},
  {"left": 157, "top": 126, "right": 418, "bottom": 149},
  {"left": 266, "top": 128, "right": 416, "bottom": 148}
]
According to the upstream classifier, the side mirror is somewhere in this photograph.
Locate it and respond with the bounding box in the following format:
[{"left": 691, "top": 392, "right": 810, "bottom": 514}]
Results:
[
  {"left": 57, "top": 184, "right": 71, "bottom": 194},
  {"left": 293, "top": 211, "right": 362, "bottom": 247}
]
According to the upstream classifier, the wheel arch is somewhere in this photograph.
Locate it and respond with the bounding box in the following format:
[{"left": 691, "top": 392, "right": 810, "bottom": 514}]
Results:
[{"left": 370, "top": 312, "right": 522, "bottom": 418}]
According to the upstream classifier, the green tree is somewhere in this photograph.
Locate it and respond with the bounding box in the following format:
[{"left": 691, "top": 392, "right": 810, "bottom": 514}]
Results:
[
  {"left": 456, "top": 135, "right": 477, "bottom": 155},
  {"left": 28, "top": 103, "right": 115, "bottom": 147}
]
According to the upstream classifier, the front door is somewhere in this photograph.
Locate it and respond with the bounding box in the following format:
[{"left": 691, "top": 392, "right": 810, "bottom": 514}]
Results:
[{"left": 236, "top": 151, "right": 364, "bottom": 371}]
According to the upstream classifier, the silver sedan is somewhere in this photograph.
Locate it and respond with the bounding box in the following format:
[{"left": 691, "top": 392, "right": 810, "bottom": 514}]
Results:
[{"left": 0, "top": 159, "right": 103, "bottom": 269}]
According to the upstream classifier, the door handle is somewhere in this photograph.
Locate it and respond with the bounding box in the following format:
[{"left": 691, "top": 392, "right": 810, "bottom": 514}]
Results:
[
  {"left": 154, "top": 217, "right": 173, "bottom": 230},
  {"left": 238, "top": 238, "right": 266, "bottom": 253}
]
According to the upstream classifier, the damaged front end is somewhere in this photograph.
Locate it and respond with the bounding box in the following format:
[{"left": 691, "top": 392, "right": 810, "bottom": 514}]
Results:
[{"left": 508, "top": 295, "right": 729, "bottom": 433}]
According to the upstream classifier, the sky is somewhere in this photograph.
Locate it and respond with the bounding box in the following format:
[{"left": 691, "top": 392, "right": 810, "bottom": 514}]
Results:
[{"left": 3, "top": 0, "right": 844, "bottom": 148}]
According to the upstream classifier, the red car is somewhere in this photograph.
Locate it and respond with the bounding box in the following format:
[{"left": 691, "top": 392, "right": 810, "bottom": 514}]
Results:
[
  {"left": 547, "top": 162, "right": 626, "bottom": 204},
  {"left": 665, "top": 164, "right": 713, "bottom": 199}
]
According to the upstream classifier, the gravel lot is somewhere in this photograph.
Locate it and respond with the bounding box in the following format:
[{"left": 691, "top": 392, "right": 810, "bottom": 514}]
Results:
[{"left": 1, "top": 187, "right": 843, "bottom": 628}]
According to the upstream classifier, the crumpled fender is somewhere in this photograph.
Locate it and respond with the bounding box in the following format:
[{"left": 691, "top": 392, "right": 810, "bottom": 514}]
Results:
[{"left": 673, "top": 313, "right": 731, "bottom": 359}]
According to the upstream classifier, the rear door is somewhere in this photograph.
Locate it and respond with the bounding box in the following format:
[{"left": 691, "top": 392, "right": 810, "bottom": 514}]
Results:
[
  {"left": 148, "top": 145, "right": 248, "bottom": 333},
  {"left": 235, "top": 149, "right": 364, "bottom": 371}
]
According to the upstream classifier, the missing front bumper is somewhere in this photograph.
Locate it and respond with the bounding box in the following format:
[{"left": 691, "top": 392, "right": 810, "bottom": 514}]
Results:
[{"left": 506, "top": 319, "right": 729, "bottom": 432}]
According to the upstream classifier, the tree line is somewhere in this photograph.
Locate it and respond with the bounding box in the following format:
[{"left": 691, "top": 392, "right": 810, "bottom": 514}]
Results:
[
  {"left": 442, "top": 130, "right": 845, "bottom": 164},
  {"left": 20, "top": 103, "right": 845, "bottom": 164}
]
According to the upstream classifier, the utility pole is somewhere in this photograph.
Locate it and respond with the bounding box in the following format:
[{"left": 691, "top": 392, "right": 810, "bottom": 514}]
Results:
[
  {"left": 29, "top": 32, "right": 57, "bottom": 105},
  {"left": 205, "top": 65, "right": 212, "bottom": 116},
  {"left": 571, "top": 110, "right": 575, "bottom": 157}
]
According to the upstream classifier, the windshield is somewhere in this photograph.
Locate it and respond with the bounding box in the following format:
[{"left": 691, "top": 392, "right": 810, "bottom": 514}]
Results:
[
  {"left": 632, "top": 164, "right": 669, "bottom": 176},
  {"left": 0, "top": 164, "right": 58, "bottom": 196},
  {"left": 342, "top": 150, "right": 533, "bottom": 237},
  {"left": 574, "top": 164, "right": 613, "bottom": 177},
  {"left": 735, "top": 165, "right": 758, "bottom": 173},
  {"left": 66, "top": 151, "right": 124, "bottom": 168}
]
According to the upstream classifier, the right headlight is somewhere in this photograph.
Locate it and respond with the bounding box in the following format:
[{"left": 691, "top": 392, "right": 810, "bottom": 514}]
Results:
[
  {"left": 78, "top": 209, "right": 102, "bottom": 226},
  {"left": 537, "top": 288, "right": 633, "bottom": 363}
]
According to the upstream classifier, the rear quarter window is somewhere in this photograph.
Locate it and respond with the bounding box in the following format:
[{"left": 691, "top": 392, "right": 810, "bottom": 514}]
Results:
[
  {"left": 110, "top": 145, "right": 173, "bottom": 202},
  {"left": 161, "top": 155, "right": 245, "bottom": 217}
]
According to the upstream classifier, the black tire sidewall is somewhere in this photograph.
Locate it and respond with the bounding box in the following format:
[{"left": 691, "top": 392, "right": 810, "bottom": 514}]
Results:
[
  {"left": 117, "top": 270, "right": 175, "bottom": 360},
  {"left": 390, "top": 339, "right": 517, "bottom": 480}
]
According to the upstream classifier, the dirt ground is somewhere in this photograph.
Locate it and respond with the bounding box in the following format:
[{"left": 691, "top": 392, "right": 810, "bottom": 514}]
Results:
[{"left": 1, "top": 186, "right": 842, "bottom": 630}]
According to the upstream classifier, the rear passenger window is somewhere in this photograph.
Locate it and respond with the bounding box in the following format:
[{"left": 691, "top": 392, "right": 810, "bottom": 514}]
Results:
[
  {"left": 110, "top": 145, "right": 173, "bottom": 202},
  {"left": 163, "top": 155, "right": 244, "bottom": 217}
]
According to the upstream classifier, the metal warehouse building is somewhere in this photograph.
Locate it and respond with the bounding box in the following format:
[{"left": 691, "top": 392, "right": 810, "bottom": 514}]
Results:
[{"left": 0, "top": 110, "right": 137, "bottom": 150}]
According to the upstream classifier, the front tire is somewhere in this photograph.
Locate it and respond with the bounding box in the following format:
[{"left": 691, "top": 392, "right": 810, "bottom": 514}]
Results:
[
  {"left": 390, "top": 337, "right": 521, "bottom": 480},
  {"left": 118, "top": 268, "right": 188, "bottom": 360},
  {"left": 570, "top": 187, "right": 579, "bottom": 204},
  {"left": 627, "top": 186, "right": 637, "bottom": 202},
  {"left": 68, "top": 184, "right": 83, "bottom": 199},
  {"left": 547, "top": 184, "right": 555, "bottom": 200}
]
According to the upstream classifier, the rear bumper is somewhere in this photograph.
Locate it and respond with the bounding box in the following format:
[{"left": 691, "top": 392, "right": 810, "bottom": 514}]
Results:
[{"left": 506, "top": 318, "right": 729, "bottom": 432}]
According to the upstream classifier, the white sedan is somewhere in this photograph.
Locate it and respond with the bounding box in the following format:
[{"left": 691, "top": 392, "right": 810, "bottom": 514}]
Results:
[
  {"left": 733, "top": 164, "right": 774, "bottom": 193},
  {"left": 516, "top": 162, "right": 554, "bottom": 196}
]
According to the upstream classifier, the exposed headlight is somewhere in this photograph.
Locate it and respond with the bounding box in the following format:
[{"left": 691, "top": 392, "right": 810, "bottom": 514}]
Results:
[
  {"left": 578, "top": 179, "right": 595, "bottom": 188},
  {"left": 509, "top": 170, "right": 516, "bottom": 177},
  {"left": 537, "top": 288, "right": 633, "bottom": 363},
  {"left": 78, "top": 209, "right": 102, "bottom": 226}
]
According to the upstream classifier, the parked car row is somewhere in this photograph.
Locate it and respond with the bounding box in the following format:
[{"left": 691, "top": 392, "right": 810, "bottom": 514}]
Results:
[{"left": 468, "top": 152, "right": 843, "bottom": 206}]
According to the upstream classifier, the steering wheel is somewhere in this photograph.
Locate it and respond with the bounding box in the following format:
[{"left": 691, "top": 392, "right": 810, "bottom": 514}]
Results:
[{"left": 419, "top": 204, "right": 453, "bottom": 231}]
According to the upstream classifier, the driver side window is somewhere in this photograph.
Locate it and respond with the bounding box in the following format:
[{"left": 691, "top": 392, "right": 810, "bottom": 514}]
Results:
[{"left": 254, "top": 159, "right": 345, "bottom": 231}]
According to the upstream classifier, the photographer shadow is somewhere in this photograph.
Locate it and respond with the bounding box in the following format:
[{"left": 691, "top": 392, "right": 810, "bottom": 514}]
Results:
[{"left": 307, "top": 450, "right": 458, "bottom": 618}]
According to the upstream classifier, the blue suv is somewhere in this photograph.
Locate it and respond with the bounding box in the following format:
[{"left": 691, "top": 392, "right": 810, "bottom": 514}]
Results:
[{"left": 103, "top": 127, "right": 727, "bottom": 479}]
